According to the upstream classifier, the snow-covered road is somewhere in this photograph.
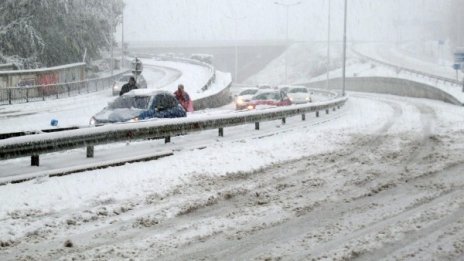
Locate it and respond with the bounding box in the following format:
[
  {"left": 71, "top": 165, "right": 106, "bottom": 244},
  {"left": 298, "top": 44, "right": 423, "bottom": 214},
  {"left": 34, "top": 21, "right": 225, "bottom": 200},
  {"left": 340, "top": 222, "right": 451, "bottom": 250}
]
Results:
[
  {"left": 354, "top": 43, "right": 463, "bottom": 82},
  {"left": 1, "top": 92, "right": 463, "bottom": 260}
]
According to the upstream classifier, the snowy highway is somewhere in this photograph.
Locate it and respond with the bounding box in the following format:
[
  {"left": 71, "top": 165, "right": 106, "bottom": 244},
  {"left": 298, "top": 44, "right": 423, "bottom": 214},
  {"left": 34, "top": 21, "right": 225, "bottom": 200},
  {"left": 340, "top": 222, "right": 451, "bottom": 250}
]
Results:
[
  {"left": 1, "top": 43, "right": 464, "bottom": 261},
  {"left": 0, "top": 91, "right": 463, "bottom": 260},
  {"left": 3, "top": 1, "right": 464, "bottom": 260}
]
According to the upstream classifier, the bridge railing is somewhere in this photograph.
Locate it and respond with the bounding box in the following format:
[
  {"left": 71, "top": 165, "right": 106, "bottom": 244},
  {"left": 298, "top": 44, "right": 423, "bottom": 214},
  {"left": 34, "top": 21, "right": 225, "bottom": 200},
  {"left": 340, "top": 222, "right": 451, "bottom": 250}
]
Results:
[
  {"left": 0, "top": 70, "right": 130, "bottom": 105},
  {"left": 352, "top": 49, "right": 462, "bottom": 88}
]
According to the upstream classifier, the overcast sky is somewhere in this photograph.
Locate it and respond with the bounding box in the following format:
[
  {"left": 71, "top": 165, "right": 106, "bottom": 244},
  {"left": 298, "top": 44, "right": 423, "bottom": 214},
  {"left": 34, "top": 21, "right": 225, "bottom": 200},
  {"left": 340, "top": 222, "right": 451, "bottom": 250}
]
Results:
[{"left": 117, "top": 0, "right": 450, "bottom": 44}]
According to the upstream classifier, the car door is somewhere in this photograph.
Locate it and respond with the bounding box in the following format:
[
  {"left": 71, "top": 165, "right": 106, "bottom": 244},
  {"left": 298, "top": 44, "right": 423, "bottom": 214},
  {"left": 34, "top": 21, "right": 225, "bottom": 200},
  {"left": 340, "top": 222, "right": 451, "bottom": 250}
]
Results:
[
  {"left": 154, "top": 93, "right": 186, "bottom": 118},
  {"left": 163, "top": 94, "right": 186, "bottom": 117},
  {"left": 278, "top": 91, "right": 291, "bottom": 106}
]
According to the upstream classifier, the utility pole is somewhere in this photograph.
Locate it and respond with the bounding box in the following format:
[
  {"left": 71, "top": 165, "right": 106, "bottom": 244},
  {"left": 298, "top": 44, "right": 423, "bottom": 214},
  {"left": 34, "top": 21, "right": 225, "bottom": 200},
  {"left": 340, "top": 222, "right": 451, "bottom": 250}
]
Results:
[
  {"left": 121, "top": 11, "right": 125, "bottom": 69},
  {"left": 274, "top": 1, "right": 301, "bottom": 84},
  {"left": 110, "top": 11, "right": 114, "bottom": 77},
  {"left": 342, "top": 0, "right": 348, "bottom": 97},
  {"left": 225, "top": 14, "right": 247, "bottom": 83},
  {"left": 326, "top": 0, "right": 331, "bottom": 90}
]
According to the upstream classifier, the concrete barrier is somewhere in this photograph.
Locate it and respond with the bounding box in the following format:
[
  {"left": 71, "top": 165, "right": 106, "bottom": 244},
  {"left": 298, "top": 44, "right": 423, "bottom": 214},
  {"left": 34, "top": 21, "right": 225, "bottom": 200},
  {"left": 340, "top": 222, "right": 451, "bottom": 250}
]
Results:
[
  {"left": 303, "top": 77, "right": 462, "bottom": 106},
  {"left": 193, "top": 83, "right": 232, "bottom": 111}
]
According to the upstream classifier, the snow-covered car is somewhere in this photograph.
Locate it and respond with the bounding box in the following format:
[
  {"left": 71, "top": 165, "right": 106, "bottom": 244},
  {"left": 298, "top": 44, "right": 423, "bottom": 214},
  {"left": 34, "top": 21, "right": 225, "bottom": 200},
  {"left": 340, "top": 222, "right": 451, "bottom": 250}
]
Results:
[
  {"left": 112, "top": 74, "right": 148, "bottom": 96},
  {"left": 234, "top": 88, "right": 259, "bottom": 110},
  {"left": 277, "top": 85, "right": 292, "bottom": 94},
  {"left": 286, "top": 86, "right": 312, "bottom": 104},
  {"left": 90, "top": 90, "right": 186, "bottom": 125},
  {"left": 237, "top": 90, "right": 292, "bottom": 110},
  {"left": 257, "top": 84, "right": 273, "bottom": 90}
]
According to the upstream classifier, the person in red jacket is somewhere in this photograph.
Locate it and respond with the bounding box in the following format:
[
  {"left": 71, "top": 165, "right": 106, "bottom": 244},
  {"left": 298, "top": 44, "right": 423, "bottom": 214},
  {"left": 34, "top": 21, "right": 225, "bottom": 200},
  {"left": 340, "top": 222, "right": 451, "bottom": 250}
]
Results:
[{"left": 174, "top": 84, "right": 194, "bottom": 112}]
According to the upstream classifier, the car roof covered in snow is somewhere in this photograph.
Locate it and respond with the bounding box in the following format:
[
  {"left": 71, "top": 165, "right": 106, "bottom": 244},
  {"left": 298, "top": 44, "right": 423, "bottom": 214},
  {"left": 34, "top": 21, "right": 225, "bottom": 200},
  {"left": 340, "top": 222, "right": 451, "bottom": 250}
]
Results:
[{"left": 123, "top": 89, "right": 173, "bottom": 97}]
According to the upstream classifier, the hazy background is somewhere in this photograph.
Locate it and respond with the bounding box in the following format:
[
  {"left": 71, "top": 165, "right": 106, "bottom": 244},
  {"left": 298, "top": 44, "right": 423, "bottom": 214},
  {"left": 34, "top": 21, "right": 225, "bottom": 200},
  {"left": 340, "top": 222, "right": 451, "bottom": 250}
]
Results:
[{"left": 118, "top": 0, "right": 451, "bottom": 44}]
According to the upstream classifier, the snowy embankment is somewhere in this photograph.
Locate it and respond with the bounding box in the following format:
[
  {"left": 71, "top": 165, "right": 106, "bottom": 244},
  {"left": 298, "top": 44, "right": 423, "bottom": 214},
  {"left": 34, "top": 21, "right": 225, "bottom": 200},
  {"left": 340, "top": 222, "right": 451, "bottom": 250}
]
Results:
[
  {"left": 244, "top": 42, "right": 464, "bottom": 104},
  {"left": 0, "top": 93, "right": 464, "bottom": 260},
  {"left": 355, "top": 43, "right": 463, "bottom": 81},
  {"left": 350, "top": 43, "right": 464, "bottom": 104}
]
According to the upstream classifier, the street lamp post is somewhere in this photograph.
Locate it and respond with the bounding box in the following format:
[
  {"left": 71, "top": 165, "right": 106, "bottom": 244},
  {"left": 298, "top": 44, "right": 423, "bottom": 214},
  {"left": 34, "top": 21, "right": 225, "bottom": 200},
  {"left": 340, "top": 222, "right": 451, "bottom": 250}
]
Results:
[
  {"left": 110, "top": 12, "right": 114, "bottom": 77},
  {"left": 342, "top": 0, "right": 348, "bottom": 97},
  {"left": 274, "top": 1, "right": 301, "bottom": 84},
  {"left": 121, "top": 11, "right": 125, "bottom": 69},
  {"left": 225, "top": 14, "right": 247, "bottom": 83},
  {"left": 326, "top": 0, "right": 331, "bottom": 90}
]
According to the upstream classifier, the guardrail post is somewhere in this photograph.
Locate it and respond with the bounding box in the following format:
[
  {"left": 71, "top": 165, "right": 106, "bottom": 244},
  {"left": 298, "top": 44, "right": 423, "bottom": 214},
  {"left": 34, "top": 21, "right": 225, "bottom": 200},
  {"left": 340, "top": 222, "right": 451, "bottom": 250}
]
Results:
[
  {"left": 255, "top": 122, "right": 260, "bottom": 130},
  {"left": 31, "top": 155, "right": 39, "bottom": 166},
  {"left": 302, "top": 114, "right": 306, "bottom": 121},
  {"left": 41, "top": 87, "right": 45, "bottom": 101},
  {"left": 86, "top": 146, "right": 94, "bottom": 158},
  {"left": 165, "top": 136, "right": 171, "bottom": 143},
  {"left": 316, "top": 111, "right": 320, "bottom": 117},
  {"left": 67, "top": 84, "right": 71, "bottom": 97},
  {"left": 326, "top": 109, "right": 330, "bottom": 114},
  {"left": 218, "top": 127, "right": 224, "bottom": 137},
  {"left": 8, "top": 88, "right": 12, "bottom": 105},
  {"left": 282, "top": 118, "right": 286, "bottom": 124}
]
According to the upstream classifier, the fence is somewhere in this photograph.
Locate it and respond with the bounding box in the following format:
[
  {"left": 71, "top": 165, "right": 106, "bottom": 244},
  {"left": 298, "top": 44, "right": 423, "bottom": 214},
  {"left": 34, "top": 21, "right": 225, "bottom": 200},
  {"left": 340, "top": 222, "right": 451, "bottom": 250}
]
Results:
[{"left": 0, "top": 70, "right": 130, "bottom": 105}]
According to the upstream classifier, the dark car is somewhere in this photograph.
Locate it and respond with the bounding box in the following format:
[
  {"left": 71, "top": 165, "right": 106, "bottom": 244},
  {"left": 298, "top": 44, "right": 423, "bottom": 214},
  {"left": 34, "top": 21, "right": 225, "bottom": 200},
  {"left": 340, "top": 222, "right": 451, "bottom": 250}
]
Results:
[
  {"left": 237, "top": 90, "right": 292, "bottom": 110},
  {"left": 90, "top": 90, "right": 186, "bottom": 125}
]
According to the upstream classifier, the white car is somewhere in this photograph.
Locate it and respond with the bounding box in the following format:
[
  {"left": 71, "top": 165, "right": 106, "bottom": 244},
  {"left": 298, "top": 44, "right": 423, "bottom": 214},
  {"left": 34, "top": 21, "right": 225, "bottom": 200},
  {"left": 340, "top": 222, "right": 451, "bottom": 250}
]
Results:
[
  {"left": 286, "top": 86, "right": 312, "bottom": 104},
  {"left": 112, "top": 74, "right": 147, "bottom": 96},
  {"left": 235, "top": 88, "right": 259, "bottom": 110}
]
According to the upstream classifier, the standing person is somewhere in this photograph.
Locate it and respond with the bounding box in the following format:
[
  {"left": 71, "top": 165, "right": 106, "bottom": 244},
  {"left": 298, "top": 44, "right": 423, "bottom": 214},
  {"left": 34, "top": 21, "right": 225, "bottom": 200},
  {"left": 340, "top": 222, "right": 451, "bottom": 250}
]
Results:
[
  {"left": 174, "top": 84, "right": 194, "bottom": 112},
  {"left": 119, "top": 76, "right": 138, "bottom": 96}
]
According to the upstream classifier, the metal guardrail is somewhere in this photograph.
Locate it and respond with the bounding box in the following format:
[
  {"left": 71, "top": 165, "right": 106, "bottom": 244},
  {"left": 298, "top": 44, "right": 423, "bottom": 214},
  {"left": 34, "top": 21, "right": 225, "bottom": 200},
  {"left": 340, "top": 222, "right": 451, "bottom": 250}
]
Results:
[
  {"left": 0, "top": 70, "right": 130, "bottom": 105},
  {"left": 0, "top": 96, "right": 347, "bottom": 164},
  {"left": 352, "top": 49, "right": 463, "bottom": 89}
]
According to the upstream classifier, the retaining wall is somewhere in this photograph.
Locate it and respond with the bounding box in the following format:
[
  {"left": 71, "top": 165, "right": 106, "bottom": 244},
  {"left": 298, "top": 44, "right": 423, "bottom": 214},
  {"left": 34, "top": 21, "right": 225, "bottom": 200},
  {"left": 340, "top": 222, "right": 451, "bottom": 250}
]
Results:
[{"left": 304, "top": 77, "right": 462, "bottom": 106}]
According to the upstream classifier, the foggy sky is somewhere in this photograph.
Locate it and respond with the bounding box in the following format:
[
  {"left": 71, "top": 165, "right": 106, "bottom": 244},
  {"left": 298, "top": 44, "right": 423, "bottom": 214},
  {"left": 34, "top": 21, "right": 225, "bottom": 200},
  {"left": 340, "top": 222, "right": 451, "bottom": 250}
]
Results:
[{"left": 118, "top": 0, "right": 451, "bottom": 44}]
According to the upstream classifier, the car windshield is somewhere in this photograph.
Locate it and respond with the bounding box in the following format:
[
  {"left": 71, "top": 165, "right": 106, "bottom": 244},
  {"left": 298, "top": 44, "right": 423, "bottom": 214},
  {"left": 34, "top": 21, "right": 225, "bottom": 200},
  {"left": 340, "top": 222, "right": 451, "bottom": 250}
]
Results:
[
  {"left": 118, "top": 75, "right": 132, "bottom": 82},
  {"left": 253, "top": 92, "right": 280, "bottom": 101},
  {"left": 108, "top": 96, "right": 151, "bottom": 110},
  {"left": 289, "top": 88, "right": 308, "bottom": 94},
  {"left": 239, "top": 89, "right": 258, "bottom": 96}
]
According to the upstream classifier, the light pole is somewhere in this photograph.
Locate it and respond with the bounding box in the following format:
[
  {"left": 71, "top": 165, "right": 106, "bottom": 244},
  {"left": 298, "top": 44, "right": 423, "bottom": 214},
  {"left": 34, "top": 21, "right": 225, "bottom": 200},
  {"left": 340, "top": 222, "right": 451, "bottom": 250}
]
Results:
[
  {"left": 326, "top": 0, "right": 331, "bottom": 90},
  {"left": 110, "top": 12, "right": 114, "bottom": 77},
  {"left": 274, "top": 1, "right": 301, "bottom": 84},
  {"left": 225, "top": 14, "right": 247, "bottom": 83},
  {"left": 342, "top": 0, "right": 348, "bottom": 97},
  {"left": 121, "top": 11, "right": 125, "bottom": 69}
]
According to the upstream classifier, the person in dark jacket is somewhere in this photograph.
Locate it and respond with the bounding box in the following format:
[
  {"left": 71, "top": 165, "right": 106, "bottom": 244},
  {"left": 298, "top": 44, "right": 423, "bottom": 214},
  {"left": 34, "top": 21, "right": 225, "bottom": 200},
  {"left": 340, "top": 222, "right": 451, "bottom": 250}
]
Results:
[{"left": 119, "top": 76, "right": 138, "bottom": 96}]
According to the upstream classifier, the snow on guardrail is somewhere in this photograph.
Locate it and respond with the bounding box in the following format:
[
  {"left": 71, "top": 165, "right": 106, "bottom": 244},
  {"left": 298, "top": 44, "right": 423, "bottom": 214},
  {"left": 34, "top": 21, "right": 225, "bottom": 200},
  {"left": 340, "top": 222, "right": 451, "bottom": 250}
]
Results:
[{"left": 0, "top": 96, "right": 347, "bottom": 164}]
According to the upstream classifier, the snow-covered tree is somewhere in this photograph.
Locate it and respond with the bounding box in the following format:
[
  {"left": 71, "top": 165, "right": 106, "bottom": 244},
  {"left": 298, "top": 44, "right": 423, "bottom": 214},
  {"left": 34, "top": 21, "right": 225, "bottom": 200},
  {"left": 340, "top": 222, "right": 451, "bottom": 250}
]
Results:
[{"left": 0, "top": 0, "right": 124, "bottom": 69}]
